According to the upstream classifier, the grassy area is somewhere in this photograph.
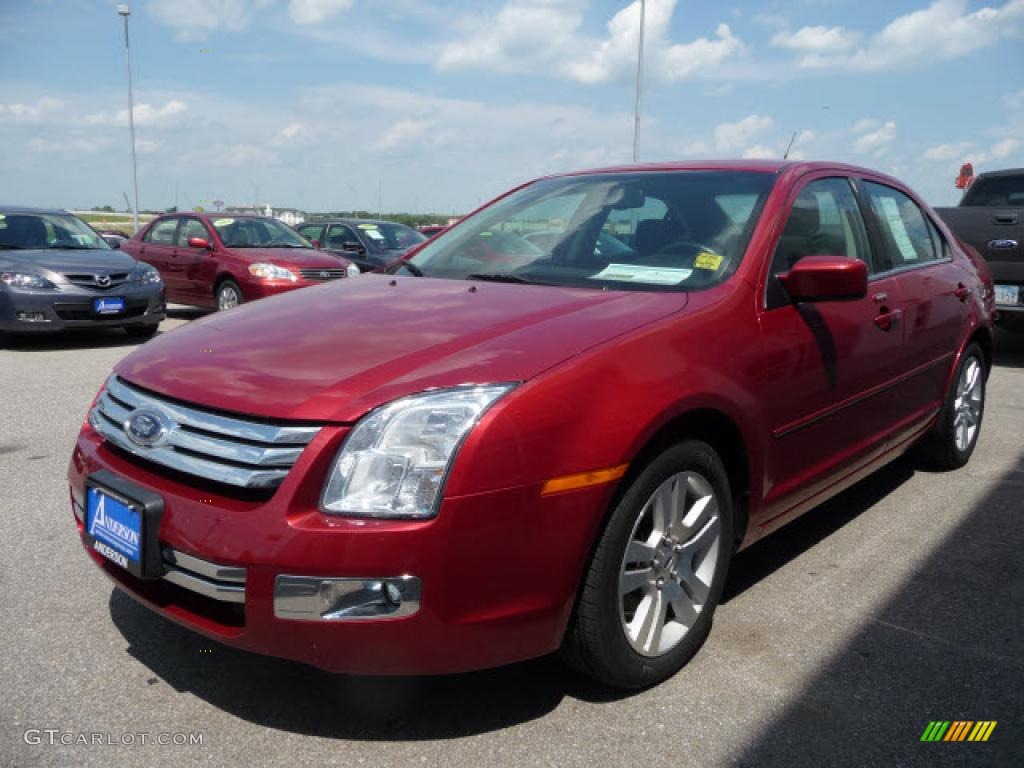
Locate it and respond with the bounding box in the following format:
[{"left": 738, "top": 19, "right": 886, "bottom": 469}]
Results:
[{"left": 73, "top": 211, "right": 156, "bottom": 232}]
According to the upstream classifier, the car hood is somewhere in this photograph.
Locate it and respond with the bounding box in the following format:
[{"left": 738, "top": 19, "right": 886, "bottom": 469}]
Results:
[
  {"left": 0, "top": 248, "right": 139, "bottom": 274},
  {"left": 225, "top": 247, "right": 343, "bottom": 268},
  {"left": 115, "top": 274, "right": 688, "bottom": 422}
]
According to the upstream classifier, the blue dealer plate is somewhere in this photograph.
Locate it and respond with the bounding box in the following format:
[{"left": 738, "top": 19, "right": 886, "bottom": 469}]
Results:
[
  {"left": 994, "top": 284, "right": 1020, "bottom": 307},
  {"left": 86, "top": 487, "right": 142, "bottom": 568},
  {"left": 93, "top": 297, "right": 125, "bottom": 314}
]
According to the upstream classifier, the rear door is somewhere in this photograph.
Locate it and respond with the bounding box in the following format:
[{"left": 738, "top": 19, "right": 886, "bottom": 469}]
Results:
[
  {"left": 138, "top": 217, "right": 180, "bottom": 298},
  {"left": 174, "top": 217, "right": 218, "bottom": 303},
  {"left": 858, "top": 180, "right": 968, "bottom": 441},
  {"left": 757, "top": 175, "right": 906, "bottom": 524}
]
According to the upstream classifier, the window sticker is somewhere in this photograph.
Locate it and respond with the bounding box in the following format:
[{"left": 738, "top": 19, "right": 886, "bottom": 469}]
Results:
[
  {"left": 357, "top": 223, "right": 378, "bottom": 230},
  {"left": 364, "top": 229, "right": 385, "bottom": 240},
  {"left": 694, "top": 252, "right": 723, "bottom": 270},
  {"left": 590, "top": 264, "right": 692, "bottom": 285},
  {"left": 213, "top": 218, "right": 234, "bottom": 227},
  {"left": 878, "top": 197, "right": 918, "bottom": 261}
]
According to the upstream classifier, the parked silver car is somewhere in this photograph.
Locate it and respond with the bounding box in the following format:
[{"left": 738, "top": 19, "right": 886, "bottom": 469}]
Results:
[{"left": 0, "top": 208, "right": 165, "bottom": 339}]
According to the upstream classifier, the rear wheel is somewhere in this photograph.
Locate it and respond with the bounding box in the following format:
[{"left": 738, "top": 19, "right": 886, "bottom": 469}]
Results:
[
  {"left": 918, "top": 343, "right": 986, "bottom": 469},
  {"left": 216, "top": 280, "right": 243, "bottom": 311},
  {"left": 562, "top": 440, "right": 734, "bottom": 689}
]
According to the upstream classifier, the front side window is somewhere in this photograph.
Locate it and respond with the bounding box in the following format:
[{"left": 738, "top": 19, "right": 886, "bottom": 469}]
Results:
[
  {"left": 210, "top": 217, "right": 312, "bottom": 249},
  {"left": 325, "top": 224, "right": 360, "bottom": 250},
  {"left": 402, "top": 171, "right": 776, "bottom": 292},
  {"left": 145, "top": 217, "right": 179, "bottom": 245},
  {"left": 862, "top": 182, "right": 938, "bottom": 271},
  {"left": 297, "top": 223, "right": 324, "bottom": 242},
  {"left": 766, "top": 177, "right": 871, "bottom": 308},
  {"left": 176, "top": 218, "right": 210, "bottom": 246},
  {"left": 0, "top": 212, "right": 110, "bottom": 251}
]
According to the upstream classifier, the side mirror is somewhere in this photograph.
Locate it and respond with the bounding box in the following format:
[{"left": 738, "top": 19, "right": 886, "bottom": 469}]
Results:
[
  {"left": 343, "top": 241, "right": 366, "bottom": 254},
  {"left": 188, "top": 237, "right": 213, "bottom": 250},
  {"left": 777, "top": 255, "right": 868, "bottom": 302},
  {"left": 310, "top": 239, "right": 320, "bottom": 249}
]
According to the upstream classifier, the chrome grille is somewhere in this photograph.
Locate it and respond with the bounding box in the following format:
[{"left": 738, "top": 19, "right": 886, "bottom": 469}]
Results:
[
  {"left": 63, "top": 273, "right": 131, "bottom": 290},
  {"left": 298, "top": 268, "right": 346, "bottom": 281},
  {"left": 88, "top": 376, "right": 322, "bottom": 489}
]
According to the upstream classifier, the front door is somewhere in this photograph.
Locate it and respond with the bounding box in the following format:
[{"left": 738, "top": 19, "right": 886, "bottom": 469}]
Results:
[
  {"left": 138, "top": 217, "right": 181, "bottom": 299},
  {"left": 174, "top": 217, "right": 216, "bottom": 303},
  {"left": 756, "top": 175, "right": 906, "bottom": 525}
]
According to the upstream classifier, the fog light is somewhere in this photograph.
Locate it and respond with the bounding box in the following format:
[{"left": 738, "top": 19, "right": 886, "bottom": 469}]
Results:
[
  {"left": 274, "top": 575, "right": 421, "bottom": 621},
  {"left": 16, "top": 311, "right": 49, "bottom": 323}
]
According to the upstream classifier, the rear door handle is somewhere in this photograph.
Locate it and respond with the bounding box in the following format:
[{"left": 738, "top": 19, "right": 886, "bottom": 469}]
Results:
[
  {"left": 993, "top": 214, "right": 1018, "bottom": 225},
  {"left": 874, "top": 309, "right": 902, "bottom": 332}
]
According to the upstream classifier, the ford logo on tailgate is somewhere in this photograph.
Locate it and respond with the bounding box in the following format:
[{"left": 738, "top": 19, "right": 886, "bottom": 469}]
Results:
[
  {"left": 989, "top": 239, "right": 1019, "bottom": 250},
  {"left": 125, "top": 409, "right": 170, "bottom": 447}
]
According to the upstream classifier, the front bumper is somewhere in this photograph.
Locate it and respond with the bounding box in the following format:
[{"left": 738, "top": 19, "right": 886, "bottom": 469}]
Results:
[
  {"left": 0, "top": 283, "right": 165, "bottom": 332},
  {"left": 69, "top": 422, "right": 612, "bottom": 675}
]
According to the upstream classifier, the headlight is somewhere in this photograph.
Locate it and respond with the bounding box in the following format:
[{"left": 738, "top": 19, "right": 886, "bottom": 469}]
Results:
[
  {"left": 346, "top": 262, "right": 360, "bottom": 278},
  {"left": 0, "top": 272, "right": 55, "bottom": 290},
  {"left": 132, "top": 264, "right": 162, "bottom": 285},
  {"left": 248, "top": 263, "right": 297, "bottom": 282},
  {"left": 320, "top": 385, "right": 515, "bottom": 519}
]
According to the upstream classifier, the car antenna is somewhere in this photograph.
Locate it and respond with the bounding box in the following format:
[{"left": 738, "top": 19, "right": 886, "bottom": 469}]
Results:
[{"left": 783, "top": 131, "right": 798, "bottom": 160}]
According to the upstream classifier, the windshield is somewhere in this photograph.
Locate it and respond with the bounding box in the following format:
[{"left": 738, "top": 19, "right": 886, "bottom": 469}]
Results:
[
  {"left": 210, "top": 217, "right": 313, "bottom": 248},
  {"left": 401, "top": 171, "right": 776, "bottom": 291},
  {"left": 0, "top": 211, "right": 111, "bottom": 251},
  {"left": 358, "top": 222, "right": 428, "bottom": 251}
]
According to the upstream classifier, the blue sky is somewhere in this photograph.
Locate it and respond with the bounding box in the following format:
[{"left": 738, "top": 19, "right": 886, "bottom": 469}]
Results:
[{"left": 1, "top": 0, "right": 1022, "bottom": 214}]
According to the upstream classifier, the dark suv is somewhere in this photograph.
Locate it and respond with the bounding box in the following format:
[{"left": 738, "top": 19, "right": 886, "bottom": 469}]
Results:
[{"left": 295, "top": 218, "right": 426, "bottom": 272}]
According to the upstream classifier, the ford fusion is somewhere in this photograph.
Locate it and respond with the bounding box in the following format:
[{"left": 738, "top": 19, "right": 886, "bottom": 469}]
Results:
[
  {"left": 0, "top": 207, "right": 165, "bottom": 339},
  {"left": 69, "top": 161, "right": 993, "bottom": 688}
]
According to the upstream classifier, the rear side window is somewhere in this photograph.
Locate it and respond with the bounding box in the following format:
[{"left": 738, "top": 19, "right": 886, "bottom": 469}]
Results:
[
  {"left": 145, "top": 218, "right": 178, "bottom": 245},
  {"left": 767, "top": 177, "right": 870, "bottom": 308},
  {"left": 298, "top": 224, "right": 324, "bottom": 242},
  {"left": 961, "top": 176, "right": 1024, "bottom": 207},
  {"left": 325, "top": 225, "right": 359, "bottom": 249},
  {"left": 177, "top": 218, "right": 210, "bottom": 246},
  {"left": 862, "top": 182, "right": 938, "bottom": 271}
]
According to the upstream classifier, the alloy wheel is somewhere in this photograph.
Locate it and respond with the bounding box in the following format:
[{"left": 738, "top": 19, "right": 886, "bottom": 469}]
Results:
[
  {"left": 218, "top": 285, "right": 240, "bottom": 310},
  {"left": 953, "top": 356, "right": 983, "bottom": 453},
  {"left": 618, "top": 471, "right": 722, "bottom": 657}
]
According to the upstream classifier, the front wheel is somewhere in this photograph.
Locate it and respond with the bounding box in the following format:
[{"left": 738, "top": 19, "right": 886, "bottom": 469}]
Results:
[
  {"left": 918, "top": 343, "right": 986, "bottom": 469},
  {"left": 562, "top": 440, "right": 734, "bottom": 689},
  {"left": 216, "top": 280, "right": 244, "bottom": 311}
]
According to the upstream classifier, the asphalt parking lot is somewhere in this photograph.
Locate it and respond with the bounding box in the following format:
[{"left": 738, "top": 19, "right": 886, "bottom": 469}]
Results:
[{"left": 1, "top": 310, "right": 1022, "bottom": 768}]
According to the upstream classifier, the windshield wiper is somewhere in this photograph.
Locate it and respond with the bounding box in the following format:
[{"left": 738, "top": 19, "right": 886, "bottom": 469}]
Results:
[
  {"left": 49, "top": 245, "right": 97, "bottom": 250},
  {"left": 466, "top": 272, "right": 544, "bottom": 285}
]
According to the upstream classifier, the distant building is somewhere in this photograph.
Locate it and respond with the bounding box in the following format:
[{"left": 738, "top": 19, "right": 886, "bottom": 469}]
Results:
[{"left": 223, "top": 204, "right": 306, "bottom": 226}]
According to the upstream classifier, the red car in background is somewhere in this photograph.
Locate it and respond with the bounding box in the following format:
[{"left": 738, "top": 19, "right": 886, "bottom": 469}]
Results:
[
  {"left": 121, "top": 212, "right": 358, "bottom": 310},
  {"left": 71, "top": 161, "right": 992, "bottom": 689}
]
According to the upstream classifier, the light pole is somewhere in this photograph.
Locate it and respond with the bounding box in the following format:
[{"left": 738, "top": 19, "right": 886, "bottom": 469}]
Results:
[
  {"left": 117, "top": 4, "right": 140, "bottom": 234},
  {"left": 632, "top": 0, "right": 646, "bottom": 163}
]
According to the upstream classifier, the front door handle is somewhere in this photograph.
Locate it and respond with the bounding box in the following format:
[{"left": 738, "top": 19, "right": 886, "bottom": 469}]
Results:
[
  {"left": 954, "top": 284, "right": 972, "bottom": 302},
  {"left": 874, "top": 309, "right": 902, "bottom": 332},
  {"left": 993, "top": 214, "right": 1018, "bottom": 225}
]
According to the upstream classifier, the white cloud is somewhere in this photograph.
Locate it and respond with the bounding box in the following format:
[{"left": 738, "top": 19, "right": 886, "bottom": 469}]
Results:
[
  {"left": 135, "top": 139, "right": 162, "bottom": 154},
  {"left": 147, "top": 0, "right": 273, "bottom": 41},
  {"left": 924, "top": 142, "right": 974, "bottom": 161},
  {"left": 28, "top": 137, "right": 111, "bottom": 154},
  {"left": 852, "top": 118, "right": 880, "bottom": 133},
  {"left": 800, "top": 0, "right": 1024, "bottom": 70},
  {"left": 288, "top": 0, "right": 355, "bottom": 25},
  {"left": 84, "top": 100, "right": 188, "bottom": 127},
  {"left": 438, "top": 0, "right": 743, "bottom": 84},
  {"left": 271, "top": 121, "right": 314, "bottom": 145},
  {"left": 374, "top": 118, "right": 436, "bottom": 151},
  {"left": 742, "top": 145, "right": 777, "bottom": 159},
  {"left": 1003, "top": 88, "right": 1024, "bottom": 110},
  {"left": 853, "top": 121, "right": 897, "bottom": 156},
  {"left": 771, "top": 26, "right": 860, "bottom": 53},
  {"left": 981, "top": 138, "right": 1021, "bottom": 162},
  {"left": 713, "top": 114, "right": 774, "bottom": 151},
  {"left": 0, "top": 97, "right": 63, "bottom": 123}
]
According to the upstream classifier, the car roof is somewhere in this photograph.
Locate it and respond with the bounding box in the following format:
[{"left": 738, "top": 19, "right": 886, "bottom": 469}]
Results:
[
  {"left": 973, "top": 167, "right": 1024, "bottom": 180},
  {"left": 551, "top": 159, "right": 902, "bottom": 178},
  {"left": 0, "top": 205, "right": 72, "bottom": 215},
  {"left": 304, "top": 218, "right": 403, "bottom": 226}
]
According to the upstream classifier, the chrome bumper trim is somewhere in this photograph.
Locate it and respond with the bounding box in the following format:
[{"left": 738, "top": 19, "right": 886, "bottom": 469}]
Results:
[
  {"left": 161, "top": 548, "right": 246, "bottom": 604},
  {"left": 274, "top": 575, "right": 421, "bottom": 621}
]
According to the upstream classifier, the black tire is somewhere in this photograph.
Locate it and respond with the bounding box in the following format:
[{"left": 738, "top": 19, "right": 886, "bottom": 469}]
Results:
[
  {"left": 216, "top": 279, "right": 244, "bottom": 311},
  {"left": 124, "top": 324, "right": 159, "bottom": 340},
  {"left": 918, "top": 343, "right": 986, "bottom": 470},
  {"left": 562, "top": 440, "right": 734, "bottom": 689}
]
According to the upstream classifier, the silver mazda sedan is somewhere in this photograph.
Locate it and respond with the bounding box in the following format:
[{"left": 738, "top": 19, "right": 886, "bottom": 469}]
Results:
[{"left": 0, "top": 208, "right": 165, "bottom": 341}]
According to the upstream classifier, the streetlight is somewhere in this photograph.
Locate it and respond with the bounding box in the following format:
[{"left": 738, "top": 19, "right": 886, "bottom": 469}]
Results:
[
  {"left": 117, "top": 4, "right": 140, "bottom": 234},
  {"left": 632, "top": 0, "right": 646, "bottom": 163}
]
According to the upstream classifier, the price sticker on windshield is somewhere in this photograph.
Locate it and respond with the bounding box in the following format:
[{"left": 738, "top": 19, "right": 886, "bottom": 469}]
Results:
[{"left": 694, "top": 252, "right": 723, "bottom": 270}]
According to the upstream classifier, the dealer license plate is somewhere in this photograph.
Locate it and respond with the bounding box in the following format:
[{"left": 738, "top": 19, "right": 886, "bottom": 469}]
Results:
[{"left": 85, "top": 486, "right": 142, "bottom": 570}]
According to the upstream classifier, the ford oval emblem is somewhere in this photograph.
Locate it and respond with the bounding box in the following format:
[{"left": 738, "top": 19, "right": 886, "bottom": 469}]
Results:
[{"left": 125, "top": 409, "right": 169, "bottom": 447}]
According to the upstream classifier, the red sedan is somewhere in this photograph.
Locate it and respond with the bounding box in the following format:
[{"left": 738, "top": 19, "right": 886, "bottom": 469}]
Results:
[
  {"left": 70, "top": 161, "right": 993, "bottom": 688},
  {"left": 121, "top": 212, "right": 359, "bottom": 310}
]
